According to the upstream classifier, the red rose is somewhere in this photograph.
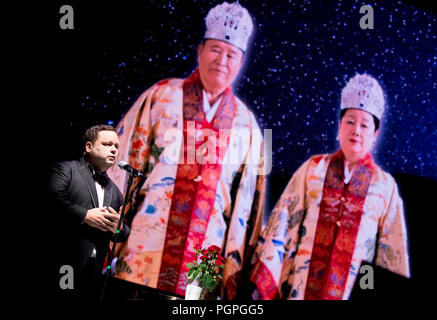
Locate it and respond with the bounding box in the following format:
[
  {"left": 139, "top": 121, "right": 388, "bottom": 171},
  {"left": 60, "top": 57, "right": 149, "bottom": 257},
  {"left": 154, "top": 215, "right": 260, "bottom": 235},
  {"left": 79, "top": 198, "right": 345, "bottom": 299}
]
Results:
[
  {"left": 201, "top": 249, "right": 209, "bottom": 256},
  {"left": 208, "top": 245, "right": 222, "bottom": 254},
  {"left": 200, "top": 255, "right": 208, "bottom": 261},
  {"left": 214, "top": 259, "right": 224, "bottom": 266}
]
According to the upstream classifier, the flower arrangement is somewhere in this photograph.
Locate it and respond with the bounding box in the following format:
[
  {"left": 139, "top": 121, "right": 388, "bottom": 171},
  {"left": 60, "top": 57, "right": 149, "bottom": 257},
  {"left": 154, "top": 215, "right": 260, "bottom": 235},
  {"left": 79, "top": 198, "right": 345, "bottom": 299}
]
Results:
[{"left": 186, "top": 245, "right": 225, "bottom": 297}]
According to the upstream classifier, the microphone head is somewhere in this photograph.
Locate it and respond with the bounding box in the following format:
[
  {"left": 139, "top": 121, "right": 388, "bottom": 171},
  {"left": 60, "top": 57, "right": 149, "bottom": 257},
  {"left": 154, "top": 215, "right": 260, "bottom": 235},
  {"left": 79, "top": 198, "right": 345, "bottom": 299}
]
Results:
[{"left": 118, "top": 161, "right": 128, "bottom": 169}]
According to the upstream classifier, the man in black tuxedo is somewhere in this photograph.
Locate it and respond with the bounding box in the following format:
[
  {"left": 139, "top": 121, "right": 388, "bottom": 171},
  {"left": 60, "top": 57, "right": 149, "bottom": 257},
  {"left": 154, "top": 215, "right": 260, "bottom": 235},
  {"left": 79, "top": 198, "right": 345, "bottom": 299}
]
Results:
[{"left": 48, "top": 124, "right": 129, "bottom": 299}]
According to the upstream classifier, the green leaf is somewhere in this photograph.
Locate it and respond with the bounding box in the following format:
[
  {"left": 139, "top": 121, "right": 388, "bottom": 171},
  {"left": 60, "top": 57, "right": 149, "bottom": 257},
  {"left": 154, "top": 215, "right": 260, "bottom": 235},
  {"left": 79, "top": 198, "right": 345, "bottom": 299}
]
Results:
[
  {"left": 206, "top": 279, "right": 216, "bottom": 292},
  {"left": 186, "top": 263, "right": 195, "bottom": 269},
  {"left": 198, "top": 278, "right": 205, "bottom": 288},
  {"left": 187, "top": 268, "right": 195, "bottom": 279},
  {"left": 192, "top": 269, "right": 199, "bottom": 280}
]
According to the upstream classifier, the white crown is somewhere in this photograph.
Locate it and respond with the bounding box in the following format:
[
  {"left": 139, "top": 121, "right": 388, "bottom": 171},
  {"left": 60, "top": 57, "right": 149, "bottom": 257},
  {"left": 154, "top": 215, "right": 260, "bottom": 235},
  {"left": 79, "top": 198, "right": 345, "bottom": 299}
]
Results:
[
  {"left": 341, "top": 74, "right": 385, "bottom": 120},
  {"left": 204, "top": 1, "right": 254, "bottom": 52}
]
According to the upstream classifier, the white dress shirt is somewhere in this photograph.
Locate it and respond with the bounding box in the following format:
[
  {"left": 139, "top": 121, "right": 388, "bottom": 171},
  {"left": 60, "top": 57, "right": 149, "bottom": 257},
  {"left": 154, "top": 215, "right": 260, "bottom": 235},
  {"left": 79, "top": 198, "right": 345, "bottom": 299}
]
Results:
[
  {"left": 90, "top": 167, "right": 105, "bottom": 208},
  {"left": 91, "top": 168, "right": 105, "bottom": 258}
]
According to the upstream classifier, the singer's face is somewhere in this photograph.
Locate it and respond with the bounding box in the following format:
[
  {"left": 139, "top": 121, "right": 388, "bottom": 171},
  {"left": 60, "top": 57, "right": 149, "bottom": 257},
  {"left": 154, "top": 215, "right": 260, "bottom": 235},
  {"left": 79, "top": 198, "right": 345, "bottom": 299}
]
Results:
[{"left": 86, "top": 130, "right": 119, "bottom": 172}]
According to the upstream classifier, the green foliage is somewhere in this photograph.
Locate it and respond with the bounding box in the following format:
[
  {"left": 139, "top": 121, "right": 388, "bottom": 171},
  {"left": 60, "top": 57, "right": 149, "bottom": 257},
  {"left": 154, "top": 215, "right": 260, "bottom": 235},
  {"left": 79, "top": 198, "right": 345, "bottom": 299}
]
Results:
[{"left": 185, "top": 245, "right": 226, "bottom": 294}]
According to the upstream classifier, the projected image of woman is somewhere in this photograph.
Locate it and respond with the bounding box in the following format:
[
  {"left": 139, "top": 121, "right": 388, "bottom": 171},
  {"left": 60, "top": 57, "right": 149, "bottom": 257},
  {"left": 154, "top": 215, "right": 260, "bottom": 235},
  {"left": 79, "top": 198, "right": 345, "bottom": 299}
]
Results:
[{"left": 249, "top": 73, "right": 410, "bottom": 300}]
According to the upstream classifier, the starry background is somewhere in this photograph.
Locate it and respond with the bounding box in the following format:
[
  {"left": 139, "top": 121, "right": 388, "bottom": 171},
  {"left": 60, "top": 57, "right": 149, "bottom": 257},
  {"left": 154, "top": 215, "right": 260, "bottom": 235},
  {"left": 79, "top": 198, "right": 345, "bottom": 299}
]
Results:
[
  {"left": 48, "top": 0, "right": 436, "bottom": 181},
  {"left": 44, "top": 0, "right": 436, "bottom": 289}
]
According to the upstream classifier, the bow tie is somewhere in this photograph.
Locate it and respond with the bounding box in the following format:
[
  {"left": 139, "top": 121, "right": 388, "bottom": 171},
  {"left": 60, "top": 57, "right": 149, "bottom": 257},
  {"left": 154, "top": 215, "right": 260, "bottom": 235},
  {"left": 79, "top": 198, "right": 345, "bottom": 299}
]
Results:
[{"left": 93, "top": 171, "right": 109, "bottom": 187}]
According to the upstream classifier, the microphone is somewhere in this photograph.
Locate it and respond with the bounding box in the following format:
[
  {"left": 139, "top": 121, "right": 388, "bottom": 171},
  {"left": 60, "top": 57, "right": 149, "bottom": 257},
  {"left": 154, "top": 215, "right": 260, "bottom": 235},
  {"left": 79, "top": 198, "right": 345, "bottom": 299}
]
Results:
[{"left": 118, "top": 161, "right": 144, "bottom": 177}]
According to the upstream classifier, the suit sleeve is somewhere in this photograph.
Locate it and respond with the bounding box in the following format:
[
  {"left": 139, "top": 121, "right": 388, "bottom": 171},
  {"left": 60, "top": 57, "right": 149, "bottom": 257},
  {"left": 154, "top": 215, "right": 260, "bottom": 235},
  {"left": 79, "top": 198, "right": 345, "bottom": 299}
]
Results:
[{"left": 47, "top": 162, "right": 88, "bottom": 224}]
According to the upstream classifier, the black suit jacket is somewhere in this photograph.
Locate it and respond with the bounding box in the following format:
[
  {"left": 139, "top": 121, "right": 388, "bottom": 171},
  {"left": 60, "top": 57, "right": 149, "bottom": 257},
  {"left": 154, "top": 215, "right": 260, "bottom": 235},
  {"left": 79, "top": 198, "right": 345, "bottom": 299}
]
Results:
[{"left": 48, "top": 157, "right": 129, "bottom": 276}]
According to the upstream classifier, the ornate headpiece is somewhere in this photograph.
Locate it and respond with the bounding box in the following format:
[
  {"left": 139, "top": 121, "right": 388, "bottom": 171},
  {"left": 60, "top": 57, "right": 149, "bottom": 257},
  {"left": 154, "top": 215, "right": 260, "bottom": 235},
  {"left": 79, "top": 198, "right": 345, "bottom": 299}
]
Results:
[
  {"left": 341, "top": 74, "right": 385, "bottom": 120},
  {"left": 204, "top": 1, "right": 254, "bottom": 52}
]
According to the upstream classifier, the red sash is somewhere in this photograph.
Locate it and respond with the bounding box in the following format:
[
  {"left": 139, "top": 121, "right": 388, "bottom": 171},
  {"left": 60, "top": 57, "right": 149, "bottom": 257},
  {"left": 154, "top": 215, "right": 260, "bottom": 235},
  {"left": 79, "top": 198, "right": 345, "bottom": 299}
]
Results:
[
  {"left": 304, "top": 150, "right": 375, "bottom": 299},
  {"left": 249, "top": 257, "right": 280, "bottom": 300},
  {"left": 157, "top": 69, "right": 237, "bottom": 295}
]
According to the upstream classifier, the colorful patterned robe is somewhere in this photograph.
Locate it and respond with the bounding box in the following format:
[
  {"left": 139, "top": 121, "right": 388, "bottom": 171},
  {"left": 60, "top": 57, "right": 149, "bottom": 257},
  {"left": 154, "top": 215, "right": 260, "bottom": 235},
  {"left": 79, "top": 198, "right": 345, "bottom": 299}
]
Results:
[
  {"left": 107, "top": 72, "right": 266, "bottom": 299},
  {"left": 250, "top": 151, "right": 409, "bottom": 300}
]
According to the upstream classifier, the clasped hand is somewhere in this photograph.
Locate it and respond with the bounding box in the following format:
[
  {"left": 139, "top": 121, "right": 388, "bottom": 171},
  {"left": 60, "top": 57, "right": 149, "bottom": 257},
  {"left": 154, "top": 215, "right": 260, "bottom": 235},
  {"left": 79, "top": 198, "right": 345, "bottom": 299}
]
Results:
[{"left": 84, "top": 206, "right": 121, "bottom": 233}]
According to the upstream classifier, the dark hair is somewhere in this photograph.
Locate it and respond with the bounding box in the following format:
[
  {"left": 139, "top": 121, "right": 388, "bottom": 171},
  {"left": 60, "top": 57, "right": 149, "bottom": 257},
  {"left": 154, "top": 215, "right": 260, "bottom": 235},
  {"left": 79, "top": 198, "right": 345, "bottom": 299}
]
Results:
[
  {"left": 340, "top": 109, "right": 380, "bottom": 131},
  {"left": 83, "top": 124, "right": 117, "bottom": 150}
]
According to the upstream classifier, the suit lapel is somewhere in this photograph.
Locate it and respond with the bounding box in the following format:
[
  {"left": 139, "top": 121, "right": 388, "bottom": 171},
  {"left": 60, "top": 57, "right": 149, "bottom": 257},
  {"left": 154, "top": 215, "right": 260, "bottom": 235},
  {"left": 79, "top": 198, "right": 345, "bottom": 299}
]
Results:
[{"left": 78, "top": 157, "right": 98, "bottom": 208}]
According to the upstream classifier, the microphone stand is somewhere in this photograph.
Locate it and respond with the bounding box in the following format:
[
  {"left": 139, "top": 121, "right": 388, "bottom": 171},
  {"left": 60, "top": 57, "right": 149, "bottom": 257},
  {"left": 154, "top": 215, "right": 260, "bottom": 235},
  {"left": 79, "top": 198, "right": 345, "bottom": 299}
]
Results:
[{"left": 99, "top": 172, "right": 136, "bottom": 301}]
